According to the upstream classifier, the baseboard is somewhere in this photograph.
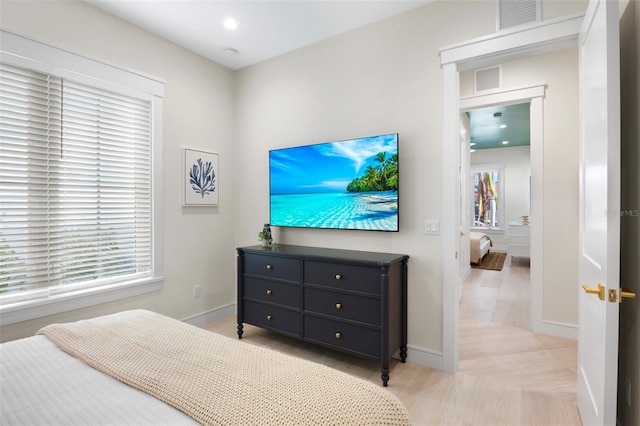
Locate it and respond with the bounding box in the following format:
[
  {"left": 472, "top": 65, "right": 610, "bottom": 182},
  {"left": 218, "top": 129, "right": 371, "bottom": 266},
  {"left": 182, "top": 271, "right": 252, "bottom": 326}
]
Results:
[
  {"left": 532, "top": 319, "right": 578, "bottom": 340},
  {"left": 182, "top": 303, "right": 236, "bottom": 327},
  {"left": 401, "top": 344, "right": 444, "bottom": 370},
  {"left": 461, "top": 266, "right": 471, "bottom": 280}
]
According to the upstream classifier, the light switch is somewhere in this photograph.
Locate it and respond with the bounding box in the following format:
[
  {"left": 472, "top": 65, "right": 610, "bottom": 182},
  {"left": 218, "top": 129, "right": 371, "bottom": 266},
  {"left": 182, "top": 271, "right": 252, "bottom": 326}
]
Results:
[{"left": 424, "top": 220, "right": 440, "bottom": 235}]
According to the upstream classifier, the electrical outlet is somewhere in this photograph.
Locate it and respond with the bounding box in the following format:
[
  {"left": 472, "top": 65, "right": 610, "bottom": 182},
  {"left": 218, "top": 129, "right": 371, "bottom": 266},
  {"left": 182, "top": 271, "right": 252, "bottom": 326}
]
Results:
[
  {"left": 626, "top": 377, "right": 631, "bottom": 407},
  {"left": 193, "top": 285, "right": 201, "bottom": 299}
]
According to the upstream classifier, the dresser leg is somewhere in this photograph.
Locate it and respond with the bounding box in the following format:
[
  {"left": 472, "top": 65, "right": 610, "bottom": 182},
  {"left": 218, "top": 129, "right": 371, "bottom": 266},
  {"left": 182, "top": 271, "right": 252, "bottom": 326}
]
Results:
[
  {"left": 400, "top": 345, "right": 407, "bottom": 363},
  {"left": 237, "top": 323, "right": 243, "bottom": 339},
  {"left": 381, "top": 367, "right": 389, "bottom": 387}
]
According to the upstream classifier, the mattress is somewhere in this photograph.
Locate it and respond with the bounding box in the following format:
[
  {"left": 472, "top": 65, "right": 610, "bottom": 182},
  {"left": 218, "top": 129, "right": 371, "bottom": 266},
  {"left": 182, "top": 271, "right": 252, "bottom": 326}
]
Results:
[{"left": 0, "top": 335, "right": 198, "bottom": 425}]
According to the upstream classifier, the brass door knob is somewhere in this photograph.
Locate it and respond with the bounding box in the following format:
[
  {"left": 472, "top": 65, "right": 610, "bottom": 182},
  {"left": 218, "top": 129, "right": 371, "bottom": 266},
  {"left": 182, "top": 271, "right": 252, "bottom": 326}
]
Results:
[
  {"left": 335, "top": 332, "right": 342, "bottom": 339},
  {"left": 335, "top": 274, "right": 342, "bottom": 280},
  {"left": 460, "top": 231, "right": 466, "bottom": 237},
  {"left": 266, "top": 315, "right": 272, "bottom": 321},
  {"left": 266, "top": 264, "right": 273, "bottom": 270},
  {"left": 266, "top": 289, "right": 272, "bottom": 295},
  {"left": 620, "top": 289, "right": 637, "bottom": 303},
  {"left": 335, "top": 303, "right": 342, "bottom": 309},
  {"left": 582, "top": 283, "right": 605, "bottom": 301}
]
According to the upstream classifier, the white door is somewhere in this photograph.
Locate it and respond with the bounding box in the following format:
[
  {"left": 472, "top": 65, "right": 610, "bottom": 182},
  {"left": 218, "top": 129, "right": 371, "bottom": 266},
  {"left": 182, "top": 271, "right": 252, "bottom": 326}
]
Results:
[{"left": 576, "top": 0, "right": 620, "bottom": 425}]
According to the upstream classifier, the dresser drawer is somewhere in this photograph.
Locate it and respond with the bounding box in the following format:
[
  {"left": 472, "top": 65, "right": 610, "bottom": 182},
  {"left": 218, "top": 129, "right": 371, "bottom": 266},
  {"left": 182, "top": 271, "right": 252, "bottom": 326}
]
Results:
[
  {"left": 304, "top": 287, "right": 380, "bottom": 326},
  {"left": 243, "top": 300, "right": 300, "bottom": 336},
  {"left": 304, "top": 261, "right": 380, "bottom": 295},
  {"left": 508, "top": 225, "right": 530, "bottom": 236},
  {"left": 508, "top": 235, "right": 530, "bottom": 245},
  {"left": 244, "top": 277, "right": 300, "bottom": 308},
  {"left": 244, "top": 254, "right": 300, "bottom": 282},
  {"left": 304, "top": 315, "right": 380, "bottom": 358}
]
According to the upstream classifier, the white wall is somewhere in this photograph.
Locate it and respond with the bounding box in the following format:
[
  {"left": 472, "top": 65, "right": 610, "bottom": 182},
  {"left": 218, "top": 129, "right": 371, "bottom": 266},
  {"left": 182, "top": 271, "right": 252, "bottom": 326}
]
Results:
[
  {"left": 471, "top": 146, "right": 531, "bottom": 248},
  {"left": 233, "top": 1, "right": 498, "bottom": 356},
  {"left": 0, "top": 0, "right": 236, "bottom": 342}
]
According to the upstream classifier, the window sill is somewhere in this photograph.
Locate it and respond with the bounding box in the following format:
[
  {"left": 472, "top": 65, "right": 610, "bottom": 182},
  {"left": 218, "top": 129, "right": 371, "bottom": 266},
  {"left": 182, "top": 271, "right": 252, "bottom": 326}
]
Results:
[{"left": 0, "top": 277, "right": 164, "bottom": 326}]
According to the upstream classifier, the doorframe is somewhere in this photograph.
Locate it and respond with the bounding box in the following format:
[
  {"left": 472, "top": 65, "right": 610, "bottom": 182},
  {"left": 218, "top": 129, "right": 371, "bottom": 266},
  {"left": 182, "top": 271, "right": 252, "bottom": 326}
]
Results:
[{"left": 439, "top": 12, "right": 585, "bottom": 373}]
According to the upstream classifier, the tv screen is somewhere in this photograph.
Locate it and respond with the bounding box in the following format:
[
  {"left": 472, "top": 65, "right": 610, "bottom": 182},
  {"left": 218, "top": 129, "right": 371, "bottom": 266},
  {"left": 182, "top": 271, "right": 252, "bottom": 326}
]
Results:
[{"left": 269, "top": 133, "right": 399, "bottom": 232}]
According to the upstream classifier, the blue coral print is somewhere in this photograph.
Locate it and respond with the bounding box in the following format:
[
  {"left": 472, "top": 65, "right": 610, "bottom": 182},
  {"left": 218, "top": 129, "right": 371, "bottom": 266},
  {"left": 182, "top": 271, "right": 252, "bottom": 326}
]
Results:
[{"left": 190, "top": 158, "right": 216, "bottom": 198}]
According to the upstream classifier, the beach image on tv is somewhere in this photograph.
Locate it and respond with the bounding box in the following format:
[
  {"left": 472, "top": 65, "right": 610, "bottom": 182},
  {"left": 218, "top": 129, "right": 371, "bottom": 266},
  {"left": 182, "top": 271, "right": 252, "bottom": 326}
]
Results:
[{"left": 269, "top": 133, "right": 398, "bottom": 231}]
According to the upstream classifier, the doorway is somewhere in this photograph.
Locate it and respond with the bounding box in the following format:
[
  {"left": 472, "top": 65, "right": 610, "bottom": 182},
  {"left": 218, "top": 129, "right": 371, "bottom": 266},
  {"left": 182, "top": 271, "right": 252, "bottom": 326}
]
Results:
[
  {"left": 461, "top": 101, "right": 532, "bottom": 331},
  {"left": 439, "top": 12, "right": 584, "bottom": 374}
]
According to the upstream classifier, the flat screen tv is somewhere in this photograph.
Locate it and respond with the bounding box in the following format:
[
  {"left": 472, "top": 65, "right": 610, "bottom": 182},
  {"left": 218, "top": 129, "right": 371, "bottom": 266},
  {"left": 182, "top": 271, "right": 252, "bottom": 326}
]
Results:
[{"left": 269, "top": 133, "right": 399, "bottom": 232}]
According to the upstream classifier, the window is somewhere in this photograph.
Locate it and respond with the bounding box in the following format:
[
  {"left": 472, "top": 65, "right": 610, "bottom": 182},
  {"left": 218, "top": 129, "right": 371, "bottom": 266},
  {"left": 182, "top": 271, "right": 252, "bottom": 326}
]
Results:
[
  {"left": 0, "top": 31, "right": 164, "bottom": 325},
  {"left": 471, "top": 164, "right": 504, "bottom": 230}
]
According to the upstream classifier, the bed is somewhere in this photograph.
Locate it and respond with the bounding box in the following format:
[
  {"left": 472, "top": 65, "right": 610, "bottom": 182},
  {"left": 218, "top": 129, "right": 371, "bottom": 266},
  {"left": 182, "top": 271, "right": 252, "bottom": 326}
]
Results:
[
  {"left": 470, "top": 232, "right": 492, "bottom": 265},
  {"left": 0, "top": 309, "right": 411, "bottom": 426}
]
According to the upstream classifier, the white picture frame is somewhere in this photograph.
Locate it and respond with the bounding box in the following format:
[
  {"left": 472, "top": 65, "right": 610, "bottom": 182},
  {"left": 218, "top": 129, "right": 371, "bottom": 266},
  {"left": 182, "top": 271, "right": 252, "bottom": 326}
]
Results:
[{"left": 183, "top": 148, "right": 219, "bottom": 206}]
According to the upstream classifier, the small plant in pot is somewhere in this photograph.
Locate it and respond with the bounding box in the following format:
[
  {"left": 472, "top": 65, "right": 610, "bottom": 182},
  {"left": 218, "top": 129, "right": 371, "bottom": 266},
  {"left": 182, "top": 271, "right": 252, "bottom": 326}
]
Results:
[{"left": 258, "top": 227, "right": 273, "bottom": 247}]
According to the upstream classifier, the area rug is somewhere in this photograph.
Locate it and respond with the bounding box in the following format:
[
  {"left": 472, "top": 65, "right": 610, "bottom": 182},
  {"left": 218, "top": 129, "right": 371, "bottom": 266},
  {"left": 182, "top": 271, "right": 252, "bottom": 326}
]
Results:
[{"left": 471, "top": 252, "right": 507, "bottom": 271}]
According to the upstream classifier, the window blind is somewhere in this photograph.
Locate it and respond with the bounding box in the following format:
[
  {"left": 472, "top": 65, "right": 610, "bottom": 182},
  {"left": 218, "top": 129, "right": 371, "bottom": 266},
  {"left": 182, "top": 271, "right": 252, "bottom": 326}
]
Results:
[{"left": 0, "top": 62, "right": 152, "bottom": 299}]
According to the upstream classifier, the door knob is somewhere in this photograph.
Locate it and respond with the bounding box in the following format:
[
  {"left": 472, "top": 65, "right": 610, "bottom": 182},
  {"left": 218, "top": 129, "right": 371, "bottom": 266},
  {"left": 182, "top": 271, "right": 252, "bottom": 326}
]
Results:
[
  {"left": 460, "top": 231, "right": 466, "bottom": 237},
  {"left": 620, "top": 289, "right": 636, "bottom": 303},
  {"left": 582, "top": 283, "right": 605, "bottom": 301}
]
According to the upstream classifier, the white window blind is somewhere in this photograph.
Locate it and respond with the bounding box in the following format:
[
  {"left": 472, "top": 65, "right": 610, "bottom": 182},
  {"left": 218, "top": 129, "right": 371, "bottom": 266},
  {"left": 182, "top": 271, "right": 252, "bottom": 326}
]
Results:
[{"left": 0, "top": 62, "right": 152, "bottom": 300}]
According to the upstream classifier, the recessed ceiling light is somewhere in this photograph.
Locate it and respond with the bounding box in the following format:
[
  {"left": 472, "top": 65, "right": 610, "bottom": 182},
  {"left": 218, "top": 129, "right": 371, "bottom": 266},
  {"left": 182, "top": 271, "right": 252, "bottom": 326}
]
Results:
[
  {"left": 470, "top": 143, "right": 476, "bottom": 147},
  {"left": 223, "top": 48, "right": 238, "bottom": 57},
  {"left": 502, "top": 140, "right": 509, "bottom": 145},
  {"left": 223, "top": 17, "right": 237, "bottom": 31},
  {"left": 500, "top": 124, "right": 507, "bottom": 129},
  {"left": 470, "top": 149, "right": 476, "bottom": 153}
]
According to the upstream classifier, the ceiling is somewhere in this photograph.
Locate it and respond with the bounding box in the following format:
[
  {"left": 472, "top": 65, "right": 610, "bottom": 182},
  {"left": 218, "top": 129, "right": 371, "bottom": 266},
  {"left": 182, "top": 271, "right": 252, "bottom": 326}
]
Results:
[
  {"left": 467, "top": 103, "right": 531, "bottom": 150},
  {"left": 86, "top": 0, "right": 430, "bottom": 70},
  {"left": 84, "top": 1, "right": 529, "bottom": 147}
]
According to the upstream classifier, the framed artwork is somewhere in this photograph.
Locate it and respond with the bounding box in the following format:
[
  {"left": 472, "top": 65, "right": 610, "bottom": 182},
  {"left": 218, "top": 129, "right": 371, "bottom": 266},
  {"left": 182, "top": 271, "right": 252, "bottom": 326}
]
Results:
[{"left": 183, "top": 148, "right": 219, "bottom": 206}]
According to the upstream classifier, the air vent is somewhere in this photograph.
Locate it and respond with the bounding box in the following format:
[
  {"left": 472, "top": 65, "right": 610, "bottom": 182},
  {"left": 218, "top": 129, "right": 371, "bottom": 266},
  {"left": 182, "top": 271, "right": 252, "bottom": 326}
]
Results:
[
  {"left": 497, "top": 0, "right": 541, "bottom": 30},
  {"left": 474, "top": 66, "right": 501, "bottom": 93}
]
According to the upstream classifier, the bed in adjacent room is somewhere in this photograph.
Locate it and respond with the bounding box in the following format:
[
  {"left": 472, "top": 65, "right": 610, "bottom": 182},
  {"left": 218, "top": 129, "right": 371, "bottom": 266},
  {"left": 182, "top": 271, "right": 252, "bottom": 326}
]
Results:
[
  {"left": 470, "top": 232, "right": 492, "bottom": 265},
  {"left": 0, "top": 309, "right": 410, "bottom": 426}
]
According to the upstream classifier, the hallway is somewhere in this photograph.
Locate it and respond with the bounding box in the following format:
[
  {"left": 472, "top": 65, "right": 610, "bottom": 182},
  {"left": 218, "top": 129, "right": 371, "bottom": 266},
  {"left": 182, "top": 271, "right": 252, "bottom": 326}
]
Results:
[{"left": 460, "top": 256, "right": 579, "bottom": 403}]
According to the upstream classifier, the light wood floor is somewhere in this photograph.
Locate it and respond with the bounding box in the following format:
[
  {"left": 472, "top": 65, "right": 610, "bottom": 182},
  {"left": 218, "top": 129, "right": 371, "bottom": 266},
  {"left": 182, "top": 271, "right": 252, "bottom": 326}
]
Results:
[{"left": 204, "top": 256, "right": 580, "bottom": 425}]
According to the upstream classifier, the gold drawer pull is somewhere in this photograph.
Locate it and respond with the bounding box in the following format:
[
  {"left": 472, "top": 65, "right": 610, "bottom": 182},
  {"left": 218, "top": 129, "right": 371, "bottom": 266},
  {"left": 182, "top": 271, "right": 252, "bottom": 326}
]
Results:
[
  {"left": 335, "top": 274, "right": 342, "bottom": 280},
  {"left": 335, "top": 303, "right": 342, "bottom": 309},
  {"left": 266, "top": 315, "right": 272, "bottom": 321},
  {"left": 266, "top": 289, "right": 272, "bottom": 295},
  {"left": 266, "top": 264, "right": 273, "bottom": 270},
  {"left": 335, "top": 332, "right": 342, "bottom": 339}
]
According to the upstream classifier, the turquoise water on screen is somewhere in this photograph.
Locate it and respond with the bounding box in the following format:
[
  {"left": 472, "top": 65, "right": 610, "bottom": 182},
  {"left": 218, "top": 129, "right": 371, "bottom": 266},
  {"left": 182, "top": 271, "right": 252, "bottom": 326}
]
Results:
[{"left": 270, "top": 191, "right": 398, "bottom": 231}]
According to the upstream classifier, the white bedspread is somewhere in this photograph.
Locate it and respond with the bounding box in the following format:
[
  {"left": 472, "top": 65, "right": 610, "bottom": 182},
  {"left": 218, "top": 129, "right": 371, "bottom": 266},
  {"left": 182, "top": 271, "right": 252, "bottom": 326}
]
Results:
[{"left": 0, "top": 335, "right": 198, "bottom": 426}]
